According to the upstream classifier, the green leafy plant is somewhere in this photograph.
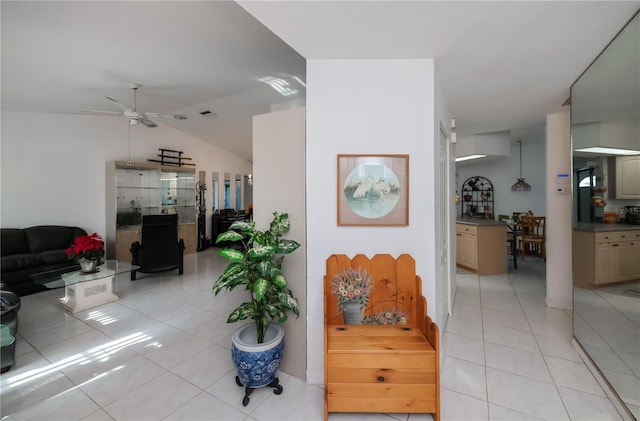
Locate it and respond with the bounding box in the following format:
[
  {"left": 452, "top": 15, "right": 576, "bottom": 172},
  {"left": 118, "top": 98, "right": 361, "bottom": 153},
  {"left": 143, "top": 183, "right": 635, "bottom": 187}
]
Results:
[{"left": 213, "top": 212, "right": 300, "bottom": 343}]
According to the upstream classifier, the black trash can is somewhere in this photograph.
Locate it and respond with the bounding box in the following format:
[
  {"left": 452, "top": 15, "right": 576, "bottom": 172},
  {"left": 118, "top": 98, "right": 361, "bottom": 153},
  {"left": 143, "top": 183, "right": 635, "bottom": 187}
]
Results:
[
  {"left": 0, "top": 287, "right": 21, "bottom": 373},
  {"left": 1, "top": 325, "right": 16, "bottom": 373}
]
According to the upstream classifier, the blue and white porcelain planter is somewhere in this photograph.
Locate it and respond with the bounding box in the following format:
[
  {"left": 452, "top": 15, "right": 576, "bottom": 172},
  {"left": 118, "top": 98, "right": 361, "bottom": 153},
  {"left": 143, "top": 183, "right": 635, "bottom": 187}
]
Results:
[{"left": 231, "top": 323, "right": 284, "bottom": 388}]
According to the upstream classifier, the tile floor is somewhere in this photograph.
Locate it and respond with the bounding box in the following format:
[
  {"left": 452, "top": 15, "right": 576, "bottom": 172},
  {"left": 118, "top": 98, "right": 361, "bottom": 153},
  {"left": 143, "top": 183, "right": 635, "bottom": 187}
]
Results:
[
  {"left": 573, "top": 282, "right": 640, "bottom": 418},
  {"left": 0, "top": 250, "right": 627, "bottom": 420}
]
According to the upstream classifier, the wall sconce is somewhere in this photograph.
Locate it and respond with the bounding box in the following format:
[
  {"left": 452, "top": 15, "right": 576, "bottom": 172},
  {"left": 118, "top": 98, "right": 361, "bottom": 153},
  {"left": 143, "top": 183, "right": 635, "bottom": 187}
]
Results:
[{"left": 248, "top": 174, "right": 253, "bottom": 186}]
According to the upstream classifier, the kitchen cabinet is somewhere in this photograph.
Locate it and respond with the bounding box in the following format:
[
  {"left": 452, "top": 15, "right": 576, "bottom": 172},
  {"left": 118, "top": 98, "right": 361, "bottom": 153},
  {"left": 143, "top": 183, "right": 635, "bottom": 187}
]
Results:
[
  {"left": 456, "top": 222, "right": 507, "bottom": 275},
  {"left": 456, "top": 224, "right": 478, "bottom": 270},
  {"left": 615, "top": 156, "right": 640, "bottom": 199},
  {"left": 573, "top": 228, "right": 640, "bottom": 287}
]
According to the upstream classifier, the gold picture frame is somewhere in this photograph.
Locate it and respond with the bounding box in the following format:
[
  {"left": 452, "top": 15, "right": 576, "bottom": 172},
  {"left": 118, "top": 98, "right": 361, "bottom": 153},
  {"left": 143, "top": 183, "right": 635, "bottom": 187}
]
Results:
[{"left": 337, "top": 154, "right": 409, "bottom": 226}]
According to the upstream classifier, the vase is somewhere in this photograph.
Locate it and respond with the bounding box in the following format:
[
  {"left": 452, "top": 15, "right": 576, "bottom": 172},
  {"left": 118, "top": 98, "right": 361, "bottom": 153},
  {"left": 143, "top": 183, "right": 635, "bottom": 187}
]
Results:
[
  {"left": 231, "top": 323, "right": 285, "bottom": 388},
  {"left": 341, "top": 302, "right": 364, "bottom": 324},
  {"left": 79, "top": 257, "right": 98, "bottom": 273}
]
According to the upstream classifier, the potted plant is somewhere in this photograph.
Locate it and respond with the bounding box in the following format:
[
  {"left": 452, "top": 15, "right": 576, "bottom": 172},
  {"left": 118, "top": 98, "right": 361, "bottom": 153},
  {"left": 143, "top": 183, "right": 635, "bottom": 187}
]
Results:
[
  {"left": 331, "top": 267, "right": 372, "bottom": 324},
  {"left": 65, "top": 233, "right": 105, "bottom": 273},
  {"left": 212, "top": 211, "right": 300, "bottom": 406}
]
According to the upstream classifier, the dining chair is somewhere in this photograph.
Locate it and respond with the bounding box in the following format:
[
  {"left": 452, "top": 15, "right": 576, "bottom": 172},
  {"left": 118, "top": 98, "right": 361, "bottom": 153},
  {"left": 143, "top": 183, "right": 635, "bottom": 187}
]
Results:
[
  {"left": 519, "top": 216, "right": 546, "bottom": 261},
  {"left": 498, "top": 215, "right": 518, "bottom": 269}
]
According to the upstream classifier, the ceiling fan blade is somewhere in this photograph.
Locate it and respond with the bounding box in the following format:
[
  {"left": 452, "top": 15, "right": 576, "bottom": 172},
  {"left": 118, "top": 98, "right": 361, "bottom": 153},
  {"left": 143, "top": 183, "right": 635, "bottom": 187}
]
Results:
[
  {"left": 104, "top": 95, "right": 133, "bottom": 112},
  {"left": 145, "top": 112, "right": 187, "bottom": 121},
  {"left": 76, "top": 109, "right": 123, "bottom": 116},
  {"left": 139, "top": 117, "right": 158, "bottom": 128}
]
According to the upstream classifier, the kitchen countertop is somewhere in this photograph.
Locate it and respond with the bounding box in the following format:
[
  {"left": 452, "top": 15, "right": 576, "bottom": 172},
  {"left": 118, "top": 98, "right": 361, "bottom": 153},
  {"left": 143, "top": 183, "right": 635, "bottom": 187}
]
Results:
[
  {"left": 456, "top": 218, "right": 507, "bottom": 227},
  {"left": 574, "top": 222, "right": 640, "bottom": 232}
]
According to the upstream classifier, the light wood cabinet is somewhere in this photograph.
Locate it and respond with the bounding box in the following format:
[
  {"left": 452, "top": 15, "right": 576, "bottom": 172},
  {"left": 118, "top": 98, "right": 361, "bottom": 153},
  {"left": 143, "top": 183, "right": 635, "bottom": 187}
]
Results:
[
  {"left": 115, "top": 228, "right": 141, "bottom": 263},
  {"left": 574, "top": 229, "right": 640, "bottom": 287},
  {"left": 615, "top": 156, "right": 640, "bottom": 199},
  {"left": 456, "top": 223, "right": 507, "bottom": 275},
  {"left": 456, "top": 226, "right": 478, "bottom": 270}
]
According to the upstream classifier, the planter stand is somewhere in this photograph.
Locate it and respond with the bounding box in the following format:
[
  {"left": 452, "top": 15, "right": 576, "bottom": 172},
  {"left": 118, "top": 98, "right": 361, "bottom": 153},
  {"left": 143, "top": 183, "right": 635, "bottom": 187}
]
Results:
[{"left": 235, "top": 375, "right": 283, "bottom": 406}]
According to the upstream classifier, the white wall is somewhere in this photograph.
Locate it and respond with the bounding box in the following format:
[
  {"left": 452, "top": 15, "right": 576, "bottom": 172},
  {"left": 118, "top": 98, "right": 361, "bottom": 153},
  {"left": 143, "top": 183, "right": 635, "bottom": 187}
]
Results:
[
  {"left": 434, "top": 62, "right": 455, "bottom": 328},
  {"left": 456, "top": 138, "right": 547, "bottom": 217},
  {"left": 306, "top": 59, "right": 439, "bottom": 384},
  {"left": 1, "top": 111, "right": 251, "bottom": 239},
  {"left": 546, "top": 111, "right": 573, "bottom": 309},
  {"left": 253, "top": 107, "right": 307, "bottom": 380}
]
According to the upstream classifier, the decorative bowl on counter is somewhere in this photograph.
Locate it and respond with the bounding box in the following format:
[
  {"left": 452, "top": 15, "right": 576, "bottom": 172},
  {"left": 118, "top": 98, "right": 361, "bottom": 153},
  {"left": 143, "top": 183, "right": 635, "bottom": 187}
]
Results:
[{"left": 604, "top": 211, "right": 619, "bottom": 223}]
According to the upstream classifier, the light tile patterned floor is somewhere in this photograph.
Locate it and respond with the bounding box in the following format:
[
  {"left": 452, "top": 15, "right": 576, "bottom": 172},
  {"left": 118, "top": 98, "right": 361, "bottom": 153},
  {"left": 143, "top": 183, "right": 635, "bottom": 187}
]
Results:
[{"left": 0, "top": 250, "right": 628, "bottom": 420}]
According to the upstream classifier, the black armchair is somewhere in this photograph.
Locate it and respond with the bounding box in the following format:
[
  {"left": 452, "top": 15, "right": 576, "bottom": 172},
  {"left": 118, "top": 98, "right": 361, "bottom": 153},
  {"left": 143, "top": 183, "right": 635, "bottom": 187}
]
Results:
[{"left": 130, "top": 214, "right": 185, "bottom": 280}]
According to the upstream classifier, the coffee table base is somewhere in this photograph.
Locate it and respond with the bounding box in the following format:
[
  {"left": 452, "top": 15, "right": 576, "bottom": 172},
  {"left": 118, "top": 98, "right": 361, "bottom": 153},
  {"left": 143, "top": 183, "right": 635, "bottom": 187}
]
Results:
[{"left": 59, "top": 276, "right": 118, "bottom": 314}]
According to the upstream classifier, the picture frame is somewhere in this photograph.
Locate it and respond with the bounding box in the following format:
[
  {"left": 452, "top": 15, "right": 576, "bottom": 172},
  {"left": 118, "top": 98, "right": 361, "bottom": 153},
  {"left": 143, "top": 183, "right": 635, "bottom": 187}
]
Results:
[{"left": 337, "top": 154, "right": 409, "bottom": 226}]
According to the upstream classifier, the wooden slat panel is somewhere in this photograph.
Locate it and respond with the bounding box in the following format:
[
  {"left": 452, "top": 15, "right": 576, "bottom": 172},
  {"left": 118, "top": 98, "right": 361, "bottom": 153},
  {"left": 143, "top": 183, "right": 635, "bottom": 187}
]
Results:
[
  {"left": 327, "top": 324, "right": 422, "bottom": 337},
  {"left": 328, "top": 342, "right": 434, "bottom": 353},
  {"left": 325, "top": 254, "right": 353, "bottom": 324},
  {"left": 350, "top": 254, "right": 373, "bottom": 319},
  {"left": 328, "top": 397, "right": 437, "bottom": 413},
  {"left": 396, "top": 254, "right": 417, "bottom": 322},
  {"left": 369, "top": 254, "right": 398, "bottom": 316},
  {"left": 328, "top": 353, "right": 436, "bottom": 369},
  {"left": 327, "top": 367, "right": 437, "bottom": 384},
  {"left": 328, "top": 335, "right": 428, "bottom": 344},
  {"left": 328, "top": 383, "right": 436, "bottom": 399}
]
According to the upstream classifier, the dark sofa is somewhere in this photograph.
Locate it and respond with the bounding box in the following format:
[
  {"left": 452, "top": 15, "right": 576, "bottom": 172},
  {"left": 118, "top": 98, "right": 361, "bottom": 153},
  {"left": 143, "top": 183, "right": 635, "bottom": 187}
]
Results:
[{"left": 1, "top": 226, "right": 87, "bottom": 296}]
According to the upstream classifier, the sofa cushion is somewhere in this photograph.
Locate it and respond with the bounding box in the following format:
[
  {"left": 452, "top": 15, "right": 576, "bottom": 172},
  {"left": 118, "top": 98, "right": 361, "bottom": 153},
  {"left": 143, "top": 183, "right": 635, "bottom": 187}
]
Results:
[
  {"left": 1, "top": 254, "right": 40, "bottom": 273},
  {"left": 0, "top": 229, "right": 29, "bottom": 256},
  {"left": 37, "top": 249, "right": 69, "bottom": 266},
  {"left": 24, "top": 226, "right": 76, "bottom": 253}
]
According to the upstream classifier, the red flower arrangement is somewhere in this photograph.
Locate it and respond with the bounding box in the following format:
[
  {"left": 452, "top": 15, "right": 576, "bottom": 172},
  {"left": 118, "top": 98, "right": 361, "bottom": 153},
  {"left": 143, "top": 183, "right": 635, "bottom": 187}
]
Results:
[{"left": 66, "top": 233, "right": 105, "bottom": 262}]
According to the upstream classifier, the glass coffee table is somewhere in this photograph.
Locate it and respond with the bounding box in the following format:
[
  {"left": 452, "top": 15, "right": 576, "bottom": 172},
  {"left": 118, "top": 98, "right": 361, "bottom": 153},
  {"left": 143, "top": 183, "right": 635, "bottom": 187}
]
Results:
[{"left": 32, "top": 260, "right": 138, "bottom": 314}]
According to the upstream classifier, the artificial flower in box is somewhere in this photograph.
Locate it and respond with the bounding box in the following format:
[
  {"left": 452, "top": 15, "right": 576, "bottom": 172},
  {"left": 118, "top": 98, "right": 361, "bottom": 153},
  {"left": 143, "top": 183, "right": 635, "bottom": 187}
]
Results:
[
  {"left": 66, "top": 233, "right": 105, "bottom": 270},
  {"left": 363, "top": 309, "right": 407, "bottom": 325},
  {"left": 331, "top": 267, "right": 372, "bottom": 324}
]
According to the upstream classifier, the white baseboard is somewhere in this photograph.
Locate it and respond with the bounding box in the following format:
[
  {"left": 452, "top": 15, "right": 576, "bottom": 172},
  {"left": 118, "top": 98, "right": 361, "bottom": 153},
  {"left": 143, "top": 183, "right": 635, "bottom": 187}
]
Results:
[
  {"left": 306, "top": 370, "right": 323, "bottom": 385},
  {"left": 545, "top": 296, "right": 572, "bottom": 310}
]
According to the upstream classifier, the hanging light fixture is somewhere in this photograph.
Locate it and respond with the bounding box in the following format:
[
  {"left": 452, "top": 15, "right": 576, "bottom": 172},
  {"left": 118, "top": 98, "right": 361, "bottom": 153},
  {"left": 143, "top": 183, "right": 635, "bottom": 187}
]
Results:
[{"left": 511, "top": 141, "right": 531, "bottom": 191}]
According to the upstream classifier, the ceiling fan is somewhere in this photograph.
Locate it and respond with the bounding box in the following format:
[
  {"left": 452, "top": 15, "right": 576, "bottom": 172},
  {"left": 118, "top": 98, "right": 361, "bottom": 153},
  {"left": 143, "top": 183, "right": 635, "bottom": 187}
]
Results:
[{"left": 77, "top": 83, "right": 187, "bottom": 128}]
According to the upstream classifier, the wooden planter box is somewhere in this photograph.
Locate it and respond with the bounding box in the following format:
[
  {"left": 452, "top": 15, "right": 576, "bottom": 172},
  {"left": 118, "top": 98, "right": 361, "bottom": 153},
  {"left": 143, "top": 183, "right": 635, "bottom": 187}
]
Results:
[{"left": 324, "top": 254, "right": 440, "bottom": 421}]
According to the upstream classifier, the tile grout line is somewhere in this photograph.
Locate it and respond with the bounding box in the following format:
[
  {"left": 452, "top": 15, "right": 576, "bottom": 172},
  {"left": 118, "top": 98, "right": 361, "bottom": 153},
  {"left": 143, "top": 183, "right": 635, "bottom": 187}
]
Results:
[
  {"left": 477, "top": 271, "right": 492, "bottom": 418},
  {"left": 508, "top": 260, "right": 574, "bottom": 420}
]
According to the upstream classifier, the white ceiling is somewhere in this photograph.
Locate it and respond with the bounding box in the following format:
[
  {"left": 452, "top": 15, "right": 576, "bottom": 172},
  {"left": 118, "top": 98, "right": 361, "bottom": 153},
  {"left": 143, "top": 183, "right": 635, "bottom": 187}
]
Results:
[{"left": 3, "top": 1, "right": 640, "bottom": 161}]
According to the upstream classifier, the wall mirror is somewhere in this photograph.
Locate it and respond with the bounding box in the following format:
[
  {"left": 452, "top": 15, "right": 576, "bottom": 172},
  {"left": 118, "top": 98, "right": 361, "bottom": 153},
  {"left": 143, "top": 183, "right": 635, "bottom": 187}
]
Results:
[
  {"left": 223, "top": 172, "right": 231, "bottom": 209},
  {"left": 571, "top": 10, "right": 640, "bottom": 419},
  {"left": 244, "top": 174, "right": 253, "bottom": 212},
  {"left": 212, "top": 172, "right": 219, "bottom": 213},
  {"left": 235, "top": 173, "right": 242, "bottom": 211}
]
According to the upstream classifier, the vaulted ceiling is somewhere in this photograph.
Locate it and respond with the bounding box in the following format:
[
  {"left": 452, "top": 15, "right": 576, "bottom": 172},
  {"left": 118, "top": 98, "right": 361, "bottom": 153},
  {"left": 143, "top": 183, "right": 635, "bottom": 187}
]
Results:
[{"left": 3, "top": 1, "right": 639, "bottom": 161}]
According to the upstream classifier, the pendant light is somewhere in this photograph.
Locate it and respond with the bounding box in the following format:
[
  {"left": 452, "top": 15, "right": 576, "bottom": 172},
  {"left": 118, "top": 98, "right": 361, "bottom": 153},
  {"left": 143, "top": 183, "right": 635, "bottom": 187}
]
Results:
[{"left": 511, "top": 141, "right": 531, "bottom": 191}]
